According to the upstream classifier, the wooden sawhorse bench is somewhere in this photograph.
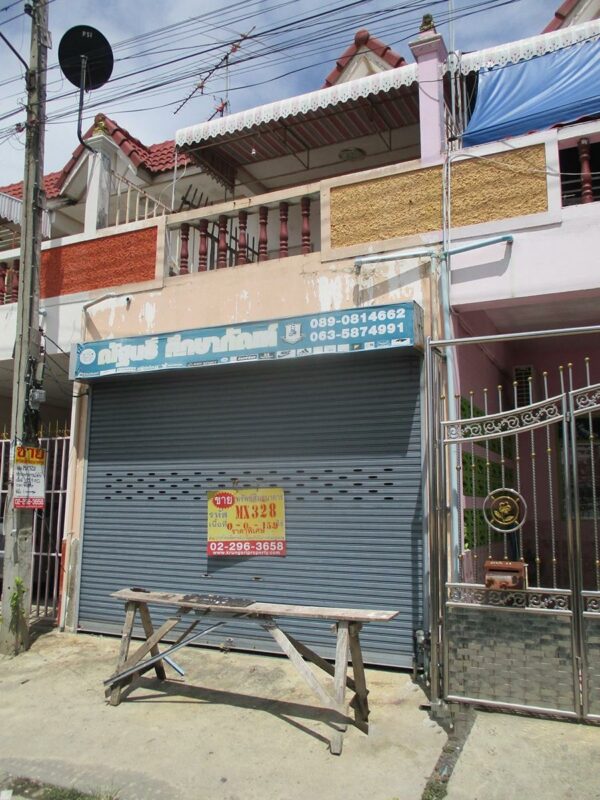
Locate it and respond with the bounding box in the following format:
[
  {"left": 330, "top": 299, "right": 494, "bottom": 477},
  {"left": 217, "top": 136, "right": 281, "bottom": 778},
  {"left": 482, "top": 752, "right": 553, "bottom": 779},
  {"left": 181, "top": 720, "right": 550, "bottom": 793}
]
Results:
[{"left": 104, "top": 588, "right": 399, "bottom": 755}]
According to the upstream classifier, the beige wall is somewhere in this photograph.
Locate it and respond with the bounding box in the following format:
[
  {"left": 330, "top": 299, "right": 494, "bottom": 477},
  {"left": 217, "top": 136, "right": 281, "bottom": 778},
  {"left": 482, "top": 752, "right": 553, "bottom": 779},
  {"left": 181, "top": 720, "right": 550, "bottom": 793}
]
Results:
[
  {"left": 84, "top": 252, "right": 434, "bottom": 341},
  {"left": 62, "top": 252, "right": 435, "bottom": 629},
  {"left": 328, "top": 145, "right": 548, "bottom": 249}
]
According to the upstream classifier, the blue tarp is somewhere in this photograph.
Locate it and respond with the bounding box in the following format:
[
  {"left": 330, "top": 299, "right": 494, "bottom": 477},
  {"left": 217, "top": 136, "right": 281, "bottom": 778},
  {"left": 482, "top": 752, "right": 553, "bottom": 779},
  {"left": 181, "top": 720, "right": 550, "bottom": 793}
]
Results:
[{"left": 463, "top": 38, "right": 600, "bottom": 147}]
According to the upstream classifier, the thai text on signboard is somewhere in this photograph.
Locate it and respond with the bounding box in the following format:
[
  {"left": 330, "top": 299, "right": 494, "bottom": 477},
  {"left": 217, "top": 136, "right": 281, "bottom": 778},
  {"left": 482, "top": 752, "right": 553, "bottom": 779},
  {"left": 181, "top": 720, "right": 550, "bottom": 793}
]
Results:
[
  {"left": 207, "top": 488, "right": 286, "bottom": 557},
  {"left": 70, "top": 302, "right": 423, "bottom": 380},
  {"left": 13, "top": 446, "right": 46, "bottom": 509}
]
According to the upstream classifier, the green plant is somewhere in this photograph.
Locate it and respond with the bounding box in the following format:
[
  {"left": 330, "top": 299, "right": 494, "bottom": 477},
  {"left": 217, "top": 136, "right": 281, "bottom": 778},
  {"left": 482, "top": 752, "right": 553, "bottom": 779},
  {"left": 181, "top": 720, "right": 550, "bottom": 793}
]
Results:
[
  {"left": 9, "top": 576, "right": 25, "bottom": 633},
  {"left": 422, "top": 780, "right": 448, "bottom": 800},
  {"left": 42, "top": 788, "right": 119, "bottom": 800}
]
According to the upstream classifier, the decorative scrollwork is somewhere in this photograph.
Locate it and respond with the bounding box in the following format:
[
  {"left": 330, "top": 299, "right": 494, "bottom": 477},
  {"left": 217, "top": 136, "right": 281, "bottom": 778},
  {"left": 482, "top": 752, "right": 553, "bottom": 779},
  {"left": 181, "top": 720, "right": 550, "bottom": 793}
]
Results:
[
  {"left": 584, "top": 595, "right": 600, "bottom": 613},
  {"left": 444, "top": 397, "right": 563, "bottom": 442},
  {"left": 572, "top": 384, "right": 600, "bottom": 416},
  {"left": 449, "top": 585, "right": 486, "bottom": 604},
  {"left": 447, "top": 584, "right": 571, "bottom": 611},
  {"left": 527, "top": 592, "right": 570, "bottom": 610}
]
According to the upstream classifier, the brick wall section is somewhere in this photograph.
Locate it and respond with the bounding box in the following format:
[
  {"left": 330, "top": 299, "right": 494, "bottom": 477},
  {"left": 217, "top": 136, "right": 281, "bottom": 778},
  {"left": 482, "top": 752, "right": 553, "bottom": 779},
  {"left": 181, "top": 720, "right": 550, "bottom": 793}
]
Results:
[{"left": 41, "top": 226, "right": 157, "bottom": 299}]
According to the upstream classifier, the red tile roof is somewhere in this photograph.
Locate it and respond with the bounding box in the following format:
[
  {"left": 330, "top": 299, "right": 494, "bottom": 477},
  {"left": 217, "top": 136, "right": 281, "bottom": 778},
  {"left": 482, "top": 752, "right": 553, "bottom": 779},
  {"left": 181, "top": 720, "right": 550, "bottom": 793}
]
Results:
[
  {"left": 543, "top": 0, "right": 585, "bottom": 32},
  {"left": 0, "top": 171, "right": 64, "bottom": 201},
  {"left": 322, "top": 29, "right": 406, "bottom": 88},
  {"left": 0, "top": 114, "right": 192, "bottom": 201},
  {"left": 2, "top": 32, "right": 406, "bottom": 202}
]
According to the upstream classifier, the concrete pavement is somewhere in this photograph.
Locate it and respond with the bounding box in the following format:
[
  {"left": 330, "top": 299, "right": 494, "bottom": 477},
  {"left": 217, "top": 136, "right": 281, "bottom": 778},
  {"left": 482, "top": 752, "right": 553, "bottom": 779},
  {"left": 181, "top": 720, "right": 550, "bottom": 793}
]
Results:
[
  {"left": 4, "top": 631, "right": 600, "bottom": 800},
  {"left": 0, "top": 631, "right": 445, "bottom": 800},
  {"left": 444, "top": 708, "right": 600, "bottom": 800}
]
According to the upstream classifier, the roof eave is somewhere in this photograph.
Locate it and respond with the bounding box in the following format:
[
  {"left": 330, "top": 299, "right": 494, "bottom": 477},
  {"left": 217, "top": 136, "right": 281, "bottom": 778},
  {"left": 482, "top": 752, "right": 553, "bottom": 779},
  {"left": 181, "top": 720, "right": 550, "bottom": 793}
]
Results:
[{"left": 175, "top": 62, "right": 418, "bottom": 150}]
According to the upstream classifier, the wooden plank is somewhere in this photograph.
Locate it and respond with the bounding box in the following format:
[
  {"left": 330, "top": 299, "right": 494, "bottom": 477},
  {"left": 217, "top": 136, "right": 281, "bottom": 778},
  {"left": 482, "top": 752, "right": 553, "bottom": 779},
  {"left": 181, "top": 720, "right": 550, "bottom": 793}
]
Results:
[
  {"left": 285, "top": 632, "right": 357, "bottom": 692},
  {"left": 261, "top": 619, "right": 345, "bottom": 714},
  {"left": 138, "top": 603, "right": 167, "bottom": 681},
  {"left": 348, "top": 622, "right": 370, "bottom": 733},
  {"left": 109, "top": 601, "right": 137, "bottom": 706},
  {"left": 112, "top": 612, "right": 186, "bottom": 679},
  {"left": 330, "top": 622, "right": 350, "bottom": 755},
  {"left": 111, "top": 589, "right": 398, "bottom": 622}
]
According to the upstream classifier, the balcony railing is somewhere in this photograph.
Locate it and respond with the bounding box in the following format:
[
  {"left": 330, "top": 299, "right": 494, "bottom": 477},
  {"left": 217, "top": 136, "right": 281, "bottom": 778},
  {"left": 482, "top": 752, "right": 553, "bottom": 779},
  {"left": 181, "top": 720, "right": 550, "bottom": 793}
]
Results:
[
  {"left": 559, "top": 137, "right": 600, "bottom": 207},
  {"left": 109, "top": 170, "right": 171, "bottom": 228},
  {"left": 0, "top": 259, "right": 18, "bottom": 305},
  {"left": 5, "top": 129, "right": 596, "bottom": 310},
  {"left": 166, "top": 187, "right": 321, "bottom": 276}
]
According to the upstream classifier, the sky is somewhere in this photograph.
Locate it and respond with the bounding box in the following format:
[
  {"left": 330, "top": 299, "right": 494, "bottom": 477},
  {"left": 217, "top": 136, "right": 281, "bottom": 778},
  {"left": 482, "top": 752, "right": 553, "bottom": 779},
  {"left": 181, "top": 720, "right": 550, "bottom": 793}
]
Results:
[{"left": 0, "top": 0, "right": 556, "bottom": 185}]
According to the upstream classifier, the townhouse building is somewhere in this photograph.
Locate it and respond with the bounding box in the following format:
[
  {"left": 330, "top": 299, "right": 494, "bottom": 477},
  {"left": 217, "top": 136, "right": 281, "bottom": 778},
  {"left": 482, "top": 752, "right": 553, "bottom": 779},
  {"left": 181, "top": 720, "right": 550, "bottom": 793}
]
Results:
[{"left": 1, "top": 6, "right": 599, "bottom": 718}]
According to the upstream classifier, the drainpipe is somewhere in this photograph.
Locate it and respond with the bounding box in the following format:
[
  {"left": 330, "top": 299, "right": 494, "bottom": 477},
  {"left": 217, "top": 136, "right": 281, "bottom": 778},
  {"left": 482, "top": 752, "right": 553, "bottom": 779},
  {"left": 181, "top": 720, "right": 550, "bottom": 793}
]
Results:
[
  {"left": 354, "top": 231, "right": 513, "bottom": 575},
  {"left": 356, "top": 234, "right": 512, "bottom": 704},
  {"left": 354, "top": 235, "right": 513, "bottom": 268}
]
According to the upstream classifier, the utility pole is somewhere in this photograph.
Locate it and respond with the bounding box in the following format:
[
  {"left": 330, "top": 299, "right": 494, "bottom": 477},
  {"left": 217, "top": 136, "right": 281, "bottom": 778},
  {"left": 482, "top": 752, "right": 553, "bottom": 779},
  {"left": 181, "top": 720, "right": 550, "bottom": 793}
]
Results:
[{"left": 0, "top": 0, "right": 49, "bottom": 655}]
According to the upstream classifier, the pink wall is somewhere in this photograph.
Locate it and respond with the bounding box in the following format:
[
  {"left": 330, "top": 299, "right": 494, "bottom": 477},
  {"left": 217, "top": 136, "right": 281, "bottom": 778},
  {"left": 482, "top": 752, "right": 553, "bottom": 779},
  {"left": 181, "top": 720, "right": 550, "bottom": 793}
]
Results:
[
  {"left": 455, "top": 327, "right": 600, "bottom": 589},
  {"left": 508, "top": 334, "right": 600, "bottom": 589},
  {"left": 454, "top": 312, "right": 513, "bottom": 412}
]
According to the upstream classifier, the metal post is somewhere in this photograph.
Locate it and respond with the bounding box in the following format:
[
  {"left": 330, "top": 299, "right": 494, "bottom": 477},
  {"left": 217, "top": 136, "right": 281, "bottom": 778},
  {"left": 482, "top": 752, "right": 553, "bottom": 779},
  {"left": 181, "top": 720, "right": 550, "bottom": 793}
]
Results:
[
  {"left": 426, "top": 340, "right": 441, "bottom": 703},
  {"left": 0, "top": 0, "right": 48, "bottom": 655}
]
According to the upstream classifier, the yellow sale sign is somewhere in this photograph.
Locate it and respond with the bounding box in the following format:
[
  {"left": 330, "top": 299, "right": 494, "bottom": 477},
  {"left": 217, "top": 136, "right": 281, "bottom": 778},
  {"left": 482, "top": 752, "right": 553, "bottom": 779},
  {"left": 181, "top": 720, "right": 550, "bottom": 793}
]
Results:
[
  {"left": 207, "top": 487, "right": 285, "bottom": 557},
  {"left": 14, "top": 446, "right": 46, "bottom": 509}
]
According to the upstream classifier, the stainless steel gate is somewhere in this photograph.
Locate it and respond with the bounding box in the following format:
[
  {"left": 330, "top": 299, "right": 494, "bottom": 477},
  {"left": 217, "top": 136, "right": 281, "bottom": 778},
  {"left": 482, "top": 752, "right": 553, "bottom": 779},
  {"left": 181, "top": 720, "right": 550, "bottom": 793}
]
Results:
[
  {"left": 428, "top": 330, "right": 600, "bottom": 721},
  {"left": 0, "top": 430, "right": 70, "bottom": 619}
]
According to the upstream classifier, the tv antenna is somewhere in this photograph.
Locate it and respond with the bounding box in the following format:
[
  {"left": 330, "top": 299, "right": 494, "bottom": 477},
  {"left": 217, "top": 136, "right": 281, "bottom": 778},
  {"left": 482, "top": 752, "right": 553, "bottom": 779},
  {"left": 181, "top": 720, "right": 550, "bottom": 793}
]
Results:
[{"left": 58, "top": 25, "right": 113, "bottom": 151}]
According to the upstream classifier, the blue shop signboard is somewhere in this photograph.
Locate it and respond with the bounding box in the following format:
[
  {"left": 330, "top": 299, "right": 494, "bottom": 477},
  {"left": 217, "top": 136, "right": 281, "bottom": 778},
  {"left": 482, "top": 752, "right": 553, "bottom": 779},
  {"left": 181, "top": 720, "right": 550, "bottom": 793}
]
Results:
[{"left": 70, "top": 302, "right": 423, "bottom": 380}]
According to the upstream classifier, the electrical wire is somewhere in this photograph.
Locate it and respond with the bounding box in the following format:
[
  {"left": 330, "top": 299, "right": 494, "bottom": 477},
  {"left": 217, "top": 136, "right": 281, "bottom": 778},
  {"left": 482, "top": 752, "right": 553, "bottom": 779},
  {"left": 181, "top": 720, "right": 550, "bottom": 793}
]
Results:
[
  {"left": 0, "top": 0, "right": 57, "bottom": 28},
  {"left": 0, "top": 0, "right": 571, "bottom": 179},
  {"left": 0, "top": 0, "right": 520, "bottom": 122},
  {"left": 41, "top": 329, "right": 68, "bottom": 356}
]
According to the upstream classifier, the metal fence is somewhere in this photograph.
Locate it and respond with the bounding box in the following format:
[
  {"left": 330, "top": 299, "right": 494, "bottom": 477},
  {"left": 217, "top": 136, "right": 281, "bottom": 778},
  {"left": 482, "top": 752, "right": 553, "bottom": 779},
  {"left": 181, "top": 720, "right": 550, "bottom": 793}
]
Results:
[{"left": 0, "top": 430, "right": 70, "bottom": 619}]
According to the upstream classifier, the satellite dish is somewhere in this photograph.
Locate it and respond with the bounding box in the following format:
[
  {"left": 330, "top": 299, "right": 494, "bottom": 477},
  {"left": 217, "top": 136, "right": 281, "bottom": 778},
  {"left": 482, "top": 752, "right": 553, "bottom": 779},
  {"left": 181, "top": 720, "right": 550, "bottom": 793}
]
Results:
[
  {"left": 58, "top": 26, "right": 113, "bottom": 91},
  {"left": 58, "top": 26, "right": 114, "bottom": 151}
]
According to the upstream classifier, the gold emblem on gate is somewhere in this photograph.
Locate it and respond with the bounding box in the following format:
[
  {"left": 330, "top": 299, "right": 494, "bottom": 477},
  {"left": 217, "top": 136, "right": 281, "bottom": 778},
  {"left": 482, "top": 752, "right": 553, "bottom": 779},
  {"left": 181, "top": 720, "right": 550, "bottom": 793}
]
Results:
[
  {"left": 491, "top": 495, "right": 520, "bottom": 526},
  {"left": 483, "top": 488, "right": 527, "bottom": 533}
]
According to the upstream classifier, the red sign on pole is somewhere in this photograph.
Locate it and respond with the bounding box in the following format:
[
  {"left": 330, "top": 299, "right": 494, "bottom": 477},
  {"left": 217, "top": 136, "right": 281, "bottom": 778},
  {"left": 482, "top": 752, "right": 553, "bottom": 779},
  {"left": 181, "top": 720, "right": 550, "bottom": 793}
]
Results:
[{"left": 13, "top": 446, "right": 46, "bottom": 509}]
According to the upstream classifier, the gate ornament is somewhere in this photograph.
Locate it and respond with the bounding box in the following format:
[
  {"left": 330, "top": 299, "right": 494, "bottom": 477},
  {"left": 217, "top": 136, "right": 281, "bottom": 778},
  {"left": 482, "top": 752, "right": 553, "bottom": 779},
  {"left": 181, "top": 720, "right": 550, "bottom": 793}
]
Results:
[{"left": 483, "top": 487, "right": 527, "bottom": 533}]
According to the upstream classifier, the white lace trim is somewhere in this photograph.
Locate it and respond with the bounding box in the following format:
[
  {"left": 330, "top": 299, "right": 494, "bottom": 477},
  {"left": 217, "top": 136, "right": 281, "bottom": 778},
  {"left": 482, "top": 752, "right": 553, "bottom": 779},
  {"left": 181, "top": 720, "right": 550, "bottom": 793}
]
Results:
[
  {"left": 446, "top": 17, "right": 600, "bottom": 75},
  {"left": 175, "top": 63, "right": 418, "bottom": 147}
]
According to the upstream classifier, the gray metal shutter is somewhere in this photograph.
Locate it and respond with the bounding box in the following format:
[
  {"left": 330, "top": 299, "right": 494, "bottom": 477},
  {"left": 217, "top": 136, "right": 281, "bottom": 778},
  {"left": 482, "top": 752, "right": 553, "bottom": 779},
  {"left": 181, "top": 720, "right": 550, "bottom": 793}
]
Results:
[{"left": 78, "top": 349, "right": 423, "bottom": 667}]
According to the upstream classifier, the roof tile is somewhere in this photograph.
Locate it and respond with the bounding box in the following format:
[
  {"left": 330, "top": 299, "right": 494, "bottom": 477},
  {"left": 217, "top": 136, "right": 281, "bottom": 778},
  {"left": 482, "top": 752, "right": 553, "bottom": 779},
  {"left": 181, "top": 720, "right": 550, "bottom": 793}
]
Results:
[
  {"left": 0, "top": 113, "right": 192, "bottom": 201},
  {"left": 543, "top": 0, "right": 582, "bottom": 32},
  {"left": 322, "top": 28, "right": 406, "bottom": 88}
]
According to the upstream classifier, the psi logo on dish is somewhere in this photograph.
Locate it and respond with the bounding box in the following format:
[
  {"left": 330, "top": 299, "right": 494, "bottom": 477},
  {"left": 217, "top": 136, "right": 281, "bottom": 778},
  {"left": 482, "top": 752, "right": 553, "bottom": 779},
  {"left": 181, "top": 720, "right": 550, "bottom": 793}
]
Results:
[{"left": 212, "top": 491, "right": 235, "bottom": 509}]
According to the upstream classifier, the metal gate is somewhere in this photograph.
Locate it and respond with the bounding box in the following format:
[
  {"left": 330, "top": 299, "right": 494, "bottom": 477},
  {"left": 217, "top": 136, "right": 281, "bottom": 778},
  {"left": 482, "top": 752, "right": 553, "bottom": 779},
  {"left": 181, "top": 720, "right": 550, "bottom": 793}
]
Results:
[
  {"left": 0, "top": 429, "right": 70, "bottom": 619},
  {"left": 428, "top": 330, "right": 600, "bottom": 721}
]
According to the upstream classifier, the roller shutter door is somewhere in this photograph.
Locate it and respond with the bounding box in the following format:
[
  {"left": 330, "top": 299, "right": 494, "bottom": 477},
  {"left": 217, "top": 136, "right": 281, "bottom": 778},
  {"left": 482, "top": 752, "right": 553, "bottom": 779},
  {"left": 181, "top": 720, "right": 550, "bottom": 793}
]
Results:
[{"left": 78, "top": 349, "right": 423, "bottom": 667}]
